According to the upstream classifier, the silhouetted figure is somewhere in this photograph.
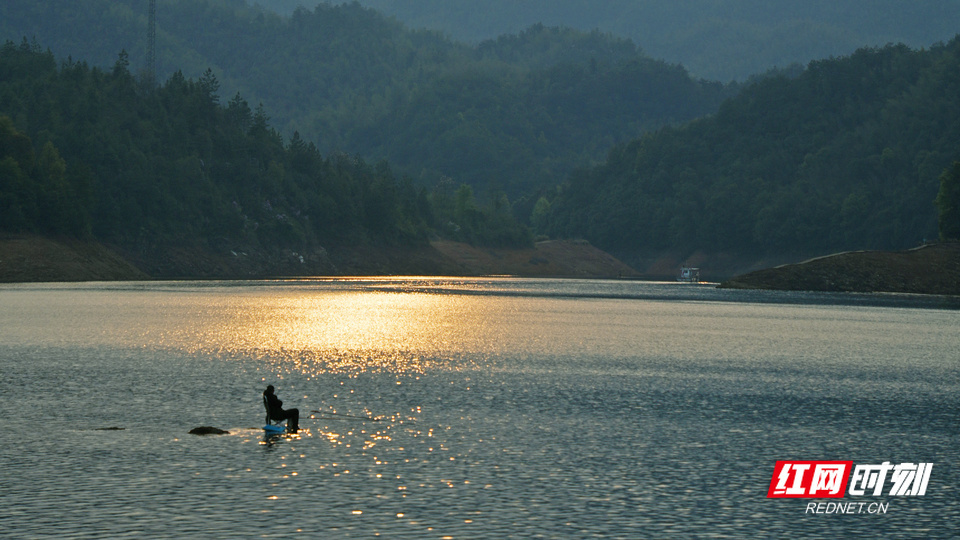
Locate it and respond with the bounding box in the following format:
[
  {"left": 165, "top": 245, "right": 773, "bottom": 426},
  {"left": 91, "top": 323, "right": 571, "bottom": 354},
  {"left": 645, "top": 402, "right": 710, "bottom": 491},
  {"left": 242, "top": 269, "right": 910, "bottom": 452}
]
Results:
[{"left": 263, "top": 385, "right": 299, "bottom": 432}]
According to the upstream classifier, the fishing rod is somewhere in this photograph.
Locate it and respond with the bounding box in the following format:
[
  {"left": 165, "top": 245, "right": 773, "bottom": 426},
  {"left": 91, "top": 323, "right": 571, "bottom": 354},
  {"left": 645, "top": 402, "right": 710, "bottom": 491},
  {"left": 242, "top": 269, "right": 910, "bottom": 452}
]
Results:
[
  {"left": 310, "top": 410, "right": 382, "bottom": 421},
  {"left": 309, "top": 415, "right": 371, "bottom": 422}
]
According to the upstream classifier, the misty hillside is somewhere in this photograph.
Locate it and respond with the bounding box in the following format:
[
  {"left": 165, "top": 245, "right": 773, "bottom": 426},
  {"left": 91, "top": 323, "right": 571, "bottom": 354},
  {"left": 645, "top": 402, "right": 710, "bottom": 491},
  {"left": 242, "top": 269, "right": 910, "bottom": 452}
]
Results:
[
  {"left": 546, "top": 38, "right": 960, "bottom": 264},
  {"left": 0, "top": 0, "right": 732, "bottom": 198},
  {"left": 0, "top": 39, "right": 541, "bottom": 278},
  {"left": 251, "top": 0, "right": 960, "bottom": 82},
  {"left": 5, "top": 1, "right": 960, "bottom": 275}
]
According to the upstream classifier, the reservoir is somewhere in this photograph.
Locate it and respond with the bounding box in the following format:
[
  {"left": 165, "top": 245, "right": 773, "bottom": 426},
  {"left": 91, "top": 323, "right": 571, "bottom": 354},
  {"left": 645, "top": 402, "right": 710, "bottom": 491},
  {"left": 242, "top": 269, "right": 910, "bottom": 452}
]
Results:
[{"left": 1, "top": 278, "right": 957, "bottom": 537}]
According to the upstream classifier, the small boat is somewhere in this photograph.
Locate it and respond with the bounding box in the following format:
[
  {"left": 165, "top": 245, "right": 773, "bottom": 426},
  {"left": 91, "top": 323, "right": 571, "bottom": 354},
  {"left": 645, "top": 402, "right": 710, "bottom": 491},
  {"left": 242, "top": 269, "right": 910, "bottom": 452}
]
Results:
[{"left": 677, "top": 266, "right": 700, "bottom": 282}]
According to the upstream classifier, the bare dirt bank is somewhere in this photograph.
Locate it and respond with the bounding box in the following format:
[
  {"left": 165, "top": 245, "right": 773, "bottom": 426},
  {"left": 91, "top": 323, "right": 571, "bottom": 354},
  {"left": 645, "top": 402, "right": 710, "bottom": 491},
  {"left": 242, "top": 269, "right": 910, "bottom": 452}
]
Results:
[
  {"left": 430, "top": 239, "right": 639, "bottom": 278},
  {"left": 718, "top": 243, "right": 960, "bottom": 295},
  {"left": 0, "top": 235, "right": 638, "bottom": 282},
  {"left": 0, "top": 235, "right": 147, "bottom": 282}
]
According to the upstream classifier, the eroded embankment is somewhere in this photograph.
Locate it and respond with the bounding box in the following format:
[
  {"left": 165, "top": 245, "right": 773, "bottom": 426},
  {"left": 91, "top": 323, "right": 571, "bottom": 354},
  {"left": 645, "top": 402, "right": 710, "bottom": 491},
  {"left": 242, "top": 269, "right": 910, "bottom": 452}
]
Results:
[{"left": 719, "top": 243, "right": 960, "bottom": 295}]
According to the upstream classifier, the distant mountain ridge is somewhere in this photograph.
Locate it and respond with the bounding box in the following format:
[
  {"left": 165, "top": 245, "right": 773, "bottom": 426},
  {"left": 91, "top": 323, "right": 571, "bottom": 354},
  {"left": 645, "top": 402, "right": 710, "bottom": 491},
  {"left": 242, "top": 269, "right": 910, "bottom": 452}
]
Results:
[
  {"left": 253, "top": 0, "right": 960, "bottom": 81},
  {"left": 0, "top": 0, "right": 732, "bottom": 198}
]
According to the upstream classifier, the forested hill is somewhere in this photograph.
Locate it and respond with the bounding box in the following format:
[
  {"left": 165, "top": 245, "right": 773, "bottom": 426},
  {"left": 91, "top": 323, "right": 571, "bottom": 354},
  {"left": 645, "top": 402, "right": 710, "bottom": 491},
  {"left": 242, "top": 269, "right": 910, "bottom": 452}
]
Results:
[
  {"left": 0, "top": 0, "right": 732, "bottom": 198},
  {"left": 546, "top": 38, "right": 960, "bottom": 265},
  {"left": 253, "top": 0, "right": 960, "bottom": 82},
  {"left": 0, "top": 41, "right": 538, "bottom": 279}
]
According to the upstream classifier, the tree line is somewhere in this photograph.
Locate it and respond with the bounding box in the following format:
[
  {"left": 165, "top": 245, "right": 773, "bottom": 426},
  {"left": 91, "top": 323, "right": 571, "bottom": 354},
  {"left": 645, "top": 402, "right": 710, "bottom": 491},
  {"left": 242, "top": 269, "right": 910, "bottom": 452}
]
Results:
[
  {"left": 545, "top": 38, "right": 960, "bottom": 261},
  {"left": 0, "top": 0, "right": 734, "bottom": 200},
  {"left": 5, "top": 2, "right": 959, "bottom": 266},
  {"left": 0, "top": 40, "right": 530, "bottom": 255}
]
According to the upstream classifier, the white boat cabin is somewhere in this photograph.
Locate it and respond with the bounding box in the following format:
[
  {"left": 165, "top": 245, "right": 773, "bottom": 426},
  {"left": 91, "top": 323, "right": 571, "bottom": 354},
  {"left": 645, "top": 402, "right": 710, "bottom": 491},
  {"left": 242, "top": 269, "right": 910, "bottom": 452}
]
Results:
[{"left": 677, "top": 266, "right": 701, "bottom": 282}]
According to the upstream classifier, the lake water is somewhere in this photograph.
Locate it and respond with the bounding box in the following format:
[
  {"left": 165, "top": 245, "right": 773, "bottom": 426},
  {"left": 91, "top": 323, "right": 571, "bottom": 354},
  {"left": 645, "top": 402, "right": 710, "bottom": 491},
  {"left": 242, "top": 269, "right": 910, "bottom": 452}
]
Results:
[{"left": 1, "top": 278, "right": 958, "bottom": 538}]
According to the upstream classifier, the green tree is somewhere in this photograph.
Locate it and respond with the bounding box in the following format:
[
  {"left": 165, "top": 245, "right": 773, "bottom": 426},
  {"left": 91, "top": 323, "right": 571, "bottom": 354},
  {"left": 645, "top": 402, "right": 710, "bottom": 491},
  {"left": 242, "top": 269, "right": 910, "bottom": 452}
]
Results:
[
  {"left": 935, "top": 161, "right": 960, "bottom": 241},
  {"left": 0, "top": 156, "right": 33, "bottom": 229},
  {"left": 36, "top": 141, "right": 78, "bottom": 234},
  {"left": 0, "top": 116, "right": 36, "bottom": 231},
  {"left": 0, "top": 115, "right": 34, "bottom": 168},
  {"left": 530, "top": 196, "right": 551, "bottom": 235}
]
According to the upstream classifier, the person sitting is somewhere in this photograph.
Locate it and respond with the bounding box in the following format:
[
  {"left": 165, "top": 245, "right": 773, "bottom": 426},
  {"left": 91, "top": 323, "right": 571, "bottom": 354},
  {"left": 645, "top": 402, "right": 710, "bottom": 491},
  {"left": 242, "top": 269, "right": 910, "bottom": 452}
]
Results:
[{"left": 263, "top": 385, "right": 299, "bottom": 432}]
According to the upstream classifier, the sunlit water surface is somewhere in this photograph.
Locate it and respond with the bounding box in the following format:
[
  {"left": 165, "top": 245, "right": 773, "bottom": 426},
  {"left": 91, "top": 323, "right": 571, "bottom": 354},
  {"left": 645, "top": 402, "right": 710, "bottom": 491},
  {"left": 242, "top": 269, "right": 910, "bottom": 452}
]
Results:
[{"left": 1, "top": 278, "right": 958, "bottom": 538}]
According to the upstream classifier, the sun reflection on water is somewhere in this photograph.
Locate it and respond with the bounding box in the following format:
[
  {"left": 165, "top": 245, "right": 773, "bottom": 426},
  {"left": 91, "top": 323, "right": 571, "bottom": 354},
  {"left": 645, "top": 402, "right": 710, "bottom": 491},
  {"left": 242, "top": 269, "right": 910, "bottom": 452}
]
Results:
[{"left": 196, "top": 288, "right": 496, "bottom": 375}]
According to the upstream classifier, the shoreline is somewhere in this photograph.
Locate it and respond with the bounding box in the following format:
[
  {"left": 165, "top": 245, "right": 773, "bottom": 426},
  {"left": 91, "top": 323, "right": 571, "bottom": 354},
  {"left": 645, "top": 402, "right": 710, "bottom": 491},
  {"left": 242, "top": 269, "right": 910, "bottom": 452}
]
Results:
[
  {"left": 0, "top": 235, "right": 639, "bottom": 283},
  {"left": 719, "top": 243, "right": 960, "bottom": 296},
  {"left": 5, "top": 235, "right": 957, "bottom": 297}
]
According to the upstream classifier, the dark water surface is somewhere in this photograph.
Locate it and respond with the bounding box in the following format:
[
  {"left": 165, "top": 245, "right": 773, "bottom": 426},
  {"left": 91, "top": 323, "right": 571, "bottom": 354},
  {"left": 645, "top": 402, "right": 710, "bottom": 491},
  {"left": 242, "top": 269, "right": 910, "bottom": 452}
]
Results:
[{"left": 1, "top": 278, "right": 957, "bottom": 538}]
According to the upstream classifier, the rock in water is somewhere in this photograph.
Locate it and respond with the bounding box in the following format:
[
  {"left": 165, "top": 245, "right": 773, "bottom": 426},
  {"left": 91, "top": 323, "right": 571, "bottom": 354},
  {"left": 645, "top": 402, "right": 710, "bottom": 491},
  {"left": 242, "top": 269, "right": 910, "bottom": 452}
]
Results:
[{"left": 189, "top": 426, "right": 230, "bottom": 435}]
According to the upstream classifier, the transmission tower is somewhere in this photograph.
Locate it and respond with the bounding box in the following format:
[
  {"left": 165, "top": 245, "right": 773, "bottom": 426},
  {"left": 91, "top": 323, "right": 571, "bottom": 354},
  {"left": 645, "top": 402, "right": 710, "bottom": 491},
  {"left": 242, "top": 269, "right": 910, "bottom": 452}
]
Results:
[{"left": 146, "top": 0, "right": 157, "bottom": 82}]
